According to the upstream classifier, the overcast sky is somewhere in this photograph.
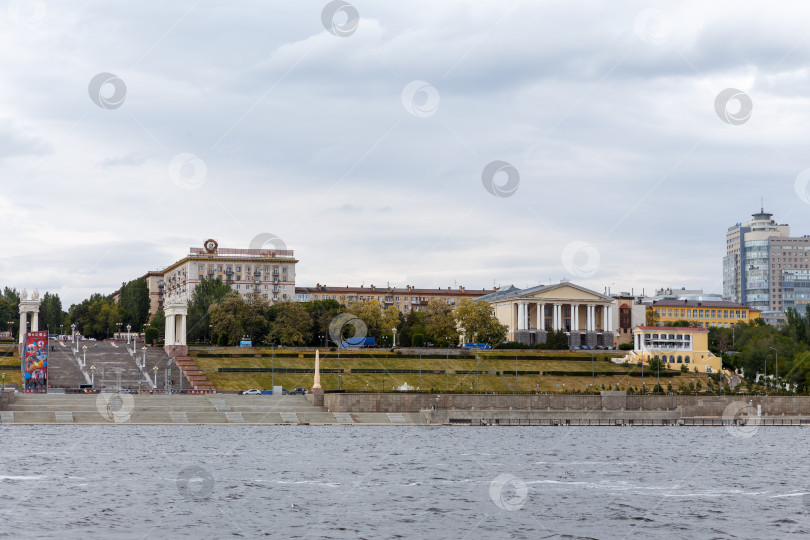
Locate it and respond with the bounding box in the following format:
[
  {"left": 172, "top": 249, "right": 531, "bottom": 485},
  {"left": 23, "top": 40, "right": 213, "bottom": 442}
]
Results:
[{"left": 3, "top": 1, "right": 810, "bottom": 307}]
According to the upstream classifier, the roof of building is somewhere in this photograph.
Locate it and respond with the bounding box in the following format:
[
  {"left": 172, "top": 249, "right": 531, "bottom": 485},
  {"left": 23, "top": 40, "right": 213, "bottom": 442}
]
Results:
[
  {"left": 650, "top": 299, "right": 759, "bottom": 311},
  {"left": 477, "top": 281, "right": 612, "bottom": 303},
  {"left": 295, "top": 285, "right": 494, "bottom": 297},
  {"left": 635, "top": 326, "right": 708, "bottom": 333}
]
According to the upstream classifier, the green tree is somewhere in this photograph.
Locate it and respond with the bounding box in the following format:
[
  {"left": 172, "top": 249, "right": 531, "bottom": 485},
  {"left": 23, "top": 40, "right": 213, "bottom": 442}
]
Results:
[
  {"left": 645, "top": 308, "right": 659, "bottom": 326},
  {"left": 118, "top": 278, "right": 150, "bottom": 329},
  {"left": 305, "top": 299, "right": 344, "bottom": 346},
  {"left": 346, "top": 299, "right": 383, "bottom": 340},
  {"left": 266, "top": 301, "right": 310, "bottom": 346},
  {"left": 39, "top": 292, "right": 65, "bottom": 335},
  {"left": 422, "top": 299, "right": 458, "bottom": 346},
  {"left": 455, "top": 299, "right": 507, "bottom": 346},
  {"left": 209, "top": 292, "right": 244, "bottom": 346},
  {"left": 187, "top": 277, "right": 233, "bottom": 342}
]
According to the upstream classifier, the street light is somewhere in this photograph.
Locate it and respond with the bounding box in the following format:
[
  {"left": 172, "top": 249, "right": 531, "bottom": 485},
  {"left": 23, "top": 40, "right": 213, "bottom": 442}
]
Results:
[
  {"left": 116, "top": 322, "right": 122, "bottom": 340},
  {"left": 82, "top": 345, "right": 87, "bottom": 368},
  {"left": 90, "top": 365, "right": 96, "bottom": 387},
  {"left": 142, "top": 346, "right": 148, "bottom": 370},
  {"left": 6, "top": 321, "right": 12, "bottom": 341},
  {"left": 153, "top": 365, "right": 159, "bottom": 388},
  {"left": 392, "top": 328, "right": 397, "bottom": 348},
  {"left": 71, "top": 323, "right": 76, "bottom": 352},
  {"left": 126, "top": 324, "right": 131, "bottom": 345}
]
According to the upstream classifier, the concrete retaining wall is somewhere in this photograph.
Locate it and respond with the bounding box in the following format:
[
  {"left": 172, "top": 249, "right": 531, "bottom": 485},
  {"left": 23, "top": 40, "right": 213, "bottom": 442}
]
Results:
[{"left": 324, "top": 393, "right": 810, "bottom": 417}]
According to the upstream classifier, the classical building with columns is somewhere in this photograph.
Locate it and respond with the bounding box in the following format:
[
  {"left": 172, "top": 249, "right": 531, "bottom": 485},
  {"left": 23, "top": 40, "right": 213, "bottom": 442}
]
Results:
[{"left": 479, "top": 281, "right": 616, "bottom": 347}]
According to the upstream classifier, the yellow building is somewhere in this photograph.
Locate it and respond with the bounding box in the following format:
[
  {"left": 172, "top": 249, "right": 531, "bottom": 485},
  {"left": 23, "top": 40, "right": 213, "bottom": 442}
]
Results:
[
  {"left": 649, "top": 300, "right": 760, "bottom": 329},
  {"left": 623, "top": 326, "right": 722, "bottom": 374},
  {"left": 295, "top": 284, "right": 494, "bottom": 313}
]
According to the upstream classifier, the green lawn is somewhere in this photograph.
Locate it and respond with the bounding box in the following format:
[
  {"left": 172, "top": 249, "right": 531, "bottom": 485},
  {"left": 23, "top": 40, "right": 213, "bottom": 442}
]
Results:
[{"left": 193, "top": 350, "right": 709, "bottom": 393}]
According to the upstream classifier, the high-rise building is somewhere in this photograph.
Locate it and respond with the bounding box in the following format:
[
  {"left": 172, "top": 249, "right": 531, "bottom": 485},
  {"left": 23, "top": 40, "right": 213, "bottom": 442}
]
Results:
[{"left": 723, "top": 209, "right": 810, "bottom": 325}]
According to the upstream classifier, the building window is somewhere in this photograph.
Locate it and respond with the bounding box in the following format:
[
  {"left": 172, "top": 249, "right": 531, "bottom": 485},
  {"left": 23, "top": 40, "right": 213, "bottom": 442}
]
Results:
[
  {"left": 677, "top": 355, "right": 682, "bottom": 363},
  {"left": 684, "top": 356, "right": 690, "bottom": 363},
  {"left": 670, "top": 355, "right": 675, "bottom": 363}
]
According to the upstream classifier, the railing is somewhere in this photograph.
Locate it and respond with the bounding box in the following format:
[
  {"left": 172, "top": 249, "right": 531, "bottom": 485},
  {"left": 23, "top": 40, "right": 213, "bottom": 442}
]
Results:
[{"left": 190, "top": 247, "right": 294, "bottom": 258}]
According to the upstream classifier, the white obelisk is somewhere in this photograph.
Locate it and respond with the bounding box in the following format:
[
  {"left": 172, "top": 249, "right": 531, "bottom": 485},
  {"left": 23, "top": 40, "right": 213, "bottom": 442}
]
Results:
[{"left": 313, "top": 349, "right": 322, "bottom": 391}]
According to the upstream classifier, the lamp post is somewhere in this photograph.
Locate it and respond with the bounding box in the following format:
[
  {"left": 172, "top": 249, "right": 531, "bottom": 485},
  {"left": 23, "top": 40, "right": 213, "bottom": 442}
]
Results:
[
  {"left": 90, "top": 365, "right": 96, "bottom": 387},
  {"left": 126, "top": 324, "right": 131, "bottom": 345},
  {"left": 71, "top": 323, "right": 76, "bottom": 351},
  {"left": 116, "top": 322, "right": 122, "bottom": 340},
  {"left": 6, "top": 321, "right": 12, "bottom": 341},
  {"left": 142, "top": 346, "right": 148, "bottom": 370},
  {"left": 2, "top": 372, "right": 5, "bottom": 392},
  {"left": 82, "top": 345, "right": 87, "bottom": 368},
  {"left": 769, "top": 347, "right": 778, "bottom": 390},
  {"left": 392, "top": 328, "right": 397, "bottom": 348},
  {"left": 153, "top": 365, "right": 158, "bottom": 388}
]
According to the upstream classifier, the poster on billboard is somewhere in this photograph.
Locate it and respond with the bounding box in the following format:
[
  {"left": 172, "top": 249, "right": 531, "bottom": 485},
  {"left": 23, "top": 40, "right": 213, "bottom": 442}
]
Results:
[{"left": 22, "top": 330, "right": 48, "bottom": 393}]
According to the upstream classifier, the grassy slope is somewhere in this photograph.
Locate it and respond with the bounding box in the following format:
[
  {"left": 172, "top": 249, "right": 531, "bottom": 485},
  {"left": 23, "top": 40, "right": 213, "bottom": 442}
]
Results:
[{"left": 192, "top": 349, "right": 709, "bottom": 393}]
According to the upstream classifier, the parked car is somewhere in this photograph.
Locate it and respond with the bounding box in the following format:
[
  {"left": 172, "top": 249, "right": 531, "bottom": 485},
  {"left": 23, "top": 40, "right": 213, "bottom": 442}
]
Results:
[
  {"left": 570, "top": 346, "right": 581, "bottom": 351},
  {"left": 595, "top": 345, "right": 606, "bottom": 350},
  {"left": 581, "top": 345, "right": 592, "bottom": 350},
  {"left": 240, "top": 389, "right": 262, "bottom": 395},
  {"left": 289, "top": 388, "right": 308, "bottom": 395}
]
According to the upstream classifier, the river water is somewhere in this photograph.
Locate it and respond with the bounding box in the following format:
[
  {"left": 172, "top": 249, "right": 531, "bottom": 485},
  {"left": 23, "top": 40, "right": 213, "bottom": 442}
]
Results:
[{"left": 0, "top": 425, "right": 808, "bottom": 539}]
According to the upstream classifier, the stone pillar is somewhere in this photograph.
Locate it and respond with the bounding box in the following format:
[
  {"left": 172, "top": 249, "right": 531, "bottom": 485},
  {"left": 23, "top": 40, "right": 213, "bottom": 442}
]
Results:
[
  {"left": 18, "top": 312, "right": 27, "bottom": 344},
  {"left": 163, "top": 303, "right": 188, "bottom": 357},
  {"left": 572, "top": 304, "right": 579, "bottom": 331},
  {"left": 179, "top": 315, "right": 187, "bottom": 346},
  {"left": 537, "top": 303, "right": 544, "bottom": 331},
  {"left": 166, "top": 315, "right": 176, "bottom": 346},
  {"left": 602, "top": 305, "right": 607, "bottom": 332},
  {"left": 31, "top": 311, "right": 39, "bottom": 332},
  {"left": 606, "top": 305, "right": 613, "bottom": 332}
]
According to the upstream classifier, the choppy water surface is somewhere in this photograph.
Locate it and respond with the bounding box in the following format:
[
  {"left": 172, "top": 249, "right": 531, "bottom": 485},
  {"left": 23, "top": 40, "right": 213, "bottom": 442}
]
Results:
[{"left": 1, "top": 426, "right": 809, "bottom": 539}]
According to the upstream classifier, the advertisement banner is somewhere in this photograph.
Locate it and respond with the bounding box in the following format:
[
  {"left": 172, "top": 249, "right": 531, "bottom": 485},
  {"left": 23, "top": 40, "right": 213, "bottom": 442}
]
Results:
[{"left": 22, "top": 331, "right": 48, "bottom": 393}]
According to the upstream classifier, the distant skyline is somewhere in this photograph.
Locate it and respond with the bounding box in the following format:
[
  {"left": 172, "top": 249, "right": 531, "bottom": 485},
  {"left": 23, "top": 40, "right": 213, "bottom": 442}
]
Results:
[{"left": 3, "top": 2, "right": 810, "bottom": 306}]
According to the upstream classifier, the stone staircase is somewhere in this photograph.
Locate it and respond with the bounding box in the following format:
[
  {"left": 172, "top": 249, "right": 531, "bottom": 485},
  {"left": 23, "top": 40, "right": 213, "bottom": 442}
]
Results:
[
  {"left": 174, "top": 355, "right": 215, "bottom": 391},
  {"left": 49, "top": 340, "right": 191, "bottom": 392}
]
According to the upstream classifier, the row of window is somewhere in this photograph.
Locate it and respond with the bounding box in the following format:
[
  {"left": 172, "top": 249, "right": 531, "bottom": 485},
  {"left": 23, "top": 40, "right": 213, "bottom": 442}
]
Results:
[
  {"left": 198, "top": 264, "right": 287, "bottom": 275},
  {"left": 652, "top": 355, "right": 690, "bottom": 364},
  {"left": 656, "top": 308, "right": 748, "bottom": 320}
]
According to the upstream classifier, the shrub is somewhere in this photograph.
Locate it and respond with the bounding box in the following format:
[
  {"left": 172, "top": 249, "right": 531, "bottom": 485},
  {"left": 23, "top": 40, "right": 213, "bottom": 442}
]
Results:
[
  {"left": 618, "top": 342, "right": 634, "bottom": 350},
  {"left": 144, "top": 327, "right": 158, "bottom": 344}
]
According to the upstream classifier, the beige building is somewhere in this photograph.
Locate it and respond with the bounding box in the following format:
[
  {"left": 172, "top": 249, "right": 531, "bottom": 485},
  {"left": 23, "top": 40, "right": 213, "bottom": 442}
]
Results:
[
  {"left": 162, "top": 239, "right": 297, "bottom": 309},
  {"left": 622, "top": 326, "right": 722, "bottom": 374},
  {"left": 480, "top": 281, "right": 615, "bottom": 347},
  {"left": 295, "top": 284, "right": 494, "bottom": 313},
  {"left": 117, "top": 240, "right": 298, "bottom": 318}
]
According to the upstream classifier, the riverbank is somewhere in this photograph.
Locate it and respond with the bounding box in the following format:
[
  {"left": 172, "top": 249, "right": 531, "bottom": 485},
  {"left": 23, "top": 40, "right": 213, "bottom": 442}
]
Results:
[{"left": 2, "top": 390, "right": 810, "bottom": 426}]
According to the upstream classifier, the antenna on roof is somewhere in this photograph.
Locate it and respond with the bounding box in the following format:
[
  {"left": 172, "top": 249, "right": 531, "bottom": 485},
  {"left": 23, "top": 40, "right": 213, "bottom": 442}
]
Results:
[{"left": 761, "top": 196, "right": 764, "bottom": 213}]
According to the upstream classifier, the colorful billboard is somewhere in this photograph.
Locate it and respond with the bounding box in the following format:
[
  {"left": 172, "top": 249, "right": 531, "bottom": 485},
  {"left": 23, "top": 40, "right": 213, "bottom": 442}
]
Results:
[{"left": 22, "top": 331, "right": 48, "bottom": 393}]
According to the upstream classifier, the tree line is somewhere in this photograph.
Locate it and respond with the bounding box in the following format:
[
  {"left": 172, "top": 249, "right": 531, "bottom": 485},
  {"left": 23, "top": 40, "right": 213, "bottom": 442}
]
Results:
[
  {"left": 184, "top": 278, "right": 508, "bottom": 347},
  {"left": 0, "top": 278, "right": 151, "bottom": 340}
]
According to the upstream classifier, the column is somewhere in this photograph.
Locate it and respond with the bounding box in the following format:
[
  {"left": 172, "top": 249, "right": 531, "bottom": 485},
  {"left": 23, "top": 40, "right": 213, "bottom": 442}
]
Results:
[
  {"left": 602, "top": 306, "right": 607, "bottom": 332},
  {"left": 572, "top": 304, "right": 579, "bottom": 332},
  {"left": 179, "top": 314, "right": 187, "bottom": 345},
  {"left": 537, "top": 303, "right": 544, "bottom": 331},
  {"left": 606, "top": 305, "right": 613, "bottom": 332},
  {"left": 517, "top": 303, "right": 524, "bottom": 331},
  {"left": 554, "top": 304, "right": 561, "bottom": 330},
  {"left": 165, "top": 314, "right": 176, "bottom": 346},
  {"left": 18, "top": 312, "right": 27, "bottom": 343},
  {"left": 523, "top": 302, "right": 529, "bottom": 330},
  {"left": 587, "top": 305, "right": 594, "bottom": 332},
  {"left": 31, "top": 311, "right": 39, "bottom": 332}
]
